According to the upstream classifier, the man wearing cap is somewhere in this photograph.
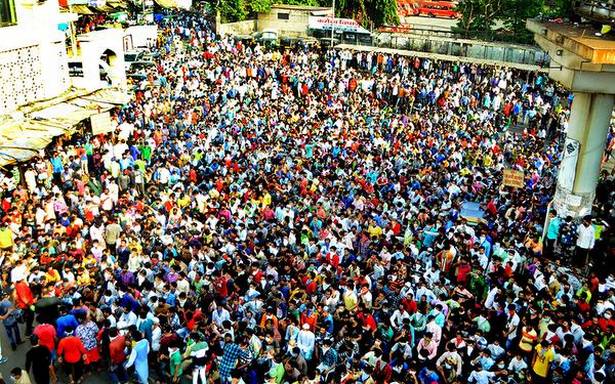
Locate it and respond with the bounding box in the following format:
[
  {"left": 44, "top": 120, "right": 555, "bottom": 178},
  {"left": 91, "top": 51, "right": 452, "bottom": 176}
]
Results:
[{"left": 296, "top": 323, "right": 316, "bottom": 362}]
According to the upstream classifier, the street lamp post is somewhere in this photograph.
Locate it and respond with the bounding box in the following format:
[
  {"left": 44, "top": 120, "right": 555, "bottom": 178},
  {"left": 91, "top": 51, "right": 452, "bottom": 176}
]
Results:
[{"left": 331, "top": 0, "right": 335, "bottom": 41}]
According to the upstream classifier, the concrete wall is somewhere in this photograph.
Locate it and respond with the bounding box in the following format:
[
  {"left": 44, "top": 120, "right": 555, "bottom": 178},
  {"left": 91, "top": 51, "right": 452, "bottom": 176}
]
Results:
[
  {"left": 0, "top": 0, "right": 70, "bottom": 115},
  {"left": 73, "top": 29, "right": 127, "bottom": 91},
  {"left": 125, "top": 25, "right": 158, "bottom": 48},
  {"left": 218, "top": 20, "right": 257, "bottom": 36},
  {"left": 257, "top": 8, "right": 313, "bottom": 36}
]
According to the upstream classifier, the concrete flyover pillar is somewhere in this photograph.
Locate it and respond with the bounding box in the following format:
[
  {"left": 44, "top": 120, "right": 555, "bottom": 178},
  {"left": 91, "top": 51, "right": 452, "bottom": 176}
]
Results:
[
  {"left": 527, "top": 19, "right": 615, "bottom": 217},
  {"left": 554, "top": 92, "right": 614, "bottom": 216}
]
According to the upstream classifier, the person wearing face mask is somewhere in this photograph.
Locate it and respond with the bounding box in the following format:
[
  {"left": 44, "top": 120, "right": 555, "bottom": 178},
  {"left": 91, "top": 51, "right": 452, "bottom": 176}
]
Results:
[{"left": 436, "top": 342, "right": 462, "bottom": 383}]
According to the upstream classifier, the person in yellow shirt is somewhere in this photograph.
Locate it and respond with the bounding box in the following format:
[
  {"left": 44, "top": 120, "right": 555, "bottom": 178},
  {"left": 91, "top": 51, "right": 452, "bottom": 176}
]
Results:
[
  {"left": 76, "top": 267, "right": 91, "bottom": 286},
  {"left": 0, "top": 222, "right": 13, "bottom": 250},
  {"left": 342, "top": 286, "right": 358, "bottom": 311},
  {"left": 531, "top": 340, "right": 554, "bottom": 384},
  {"left": 82, "top": 254, "right": 97, "bottom": 269},
  {"left": 483, "top": 154, "right": 493, "bottom": 167},
  {"left": 177, "top": 193, "right": 190, "bottom": 209},
  {"left": 367, "top": 220, "right": 383, "bottom": 239},
  {"left": 261, "top": 191, "right": 272, "bottom": 207},
  {"left": 45, "top": 267, "right": 61, "bottom": 285},
  {"left": 518, "top": 325, "right": 538, "bottom": 356}
]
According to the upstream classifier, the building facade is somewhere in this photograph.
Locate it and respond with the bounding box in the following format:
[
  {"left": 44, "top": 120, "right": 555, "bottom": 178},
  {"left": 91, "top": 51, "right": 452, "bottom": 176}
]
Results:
[
  {"left": 0, "top": 0, "right": 71, "bottom": 115},
  {"left": 257, "top": 4, "right": 332, "bottom": 37}
]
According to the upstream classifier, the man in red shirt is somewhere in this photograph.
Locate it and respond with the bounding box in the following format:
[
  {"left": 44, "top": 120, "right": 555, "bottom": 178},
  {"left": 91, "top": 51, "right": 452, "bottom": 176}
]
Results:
[
  {"left": 33, "top": 318, "right": 57, "bottom": 354},
  {"left": 108, "top": 327, "right": 128, "bottom": 383},
  {"left": 14, "top": 278, "right": 35, "bottom": 335},
  {"left": 57, "top": 327, "right": 87, "bottom": 383},
  {"left": 213, "top": 271, "right": 229, "bottom": 299}
]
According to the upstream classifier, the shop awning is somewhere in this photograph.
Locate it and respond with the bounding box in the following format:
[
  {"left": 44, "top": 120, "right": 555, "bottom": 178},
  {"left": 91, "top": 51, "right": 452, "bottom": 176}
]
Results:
[
  {"left": 0, "top": 121, "right": 56, "bottom": 166},
  {"left": 0, "top": 87, "right": 128, "bottom": 167}
]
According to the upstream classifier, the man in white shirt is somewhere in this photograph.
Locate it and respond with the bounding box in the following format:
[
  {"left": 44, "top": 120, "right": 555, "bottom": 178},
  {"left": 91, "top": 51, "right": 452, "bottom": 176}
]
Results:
[
  {"left": 117, "top": 306, "right": 137, "bottom": 331},
  {"left": 296, "top": 323, "right": 315, "bottom": 361},
  {"left": 467, "top": 365, "right": 500, "bottom": 384},
  {"left": 212, "top": 306, "right": 231, "bottom": 327},
  {"left": 575, "top": 217, "right": 595, "bottom": 268},
  {"left": 505, "top": 304, "right": 520, "bottom": 350}
]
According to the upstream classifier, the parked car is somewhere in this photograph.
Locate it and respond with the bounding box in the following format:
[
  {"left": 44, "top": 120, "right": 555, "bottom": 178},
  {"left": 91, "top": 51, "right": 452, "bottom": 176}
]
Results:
[
  {"left": 124, "top": 50, "right": 155, "bottom": 71},
  {"left": 253, "top": 29, "right": 279, "bottom": 47},
  {"left": 280, "top": 36, "right": 319, "bottom": 50},
  {"left": 318, "top": 37, "right": 341, "bottom": 48}
]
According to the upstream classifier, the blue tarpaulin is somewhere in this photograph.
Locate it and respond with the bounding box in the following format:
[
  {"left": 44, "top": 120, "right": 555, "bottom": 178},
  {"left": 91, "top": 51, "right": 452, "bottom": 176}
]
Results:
[{"left": 460, "top": 201, "right": 485, "bottom": 224}]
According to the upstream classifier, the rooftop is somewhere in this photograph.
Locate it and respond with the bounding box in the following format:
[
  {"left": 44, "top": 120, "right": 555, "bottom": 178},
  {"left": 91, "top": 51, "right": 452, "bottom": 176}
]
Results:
[
  {"left": 271, "top": 4, "right": 332, "bottom": 11},
  {"left": 527, "top": 19, "right": 615, "bottom": 65}
]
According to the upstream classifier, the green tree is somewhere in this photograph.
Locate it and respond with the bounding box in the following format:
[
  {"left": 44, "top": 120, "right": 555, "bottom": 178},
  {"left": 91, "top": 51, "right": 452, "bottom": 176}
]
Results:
[
  {"left": 248, "top": 0, "right": 274, "bottom": 14},
  {"left": 501, "top": 0, "right": 544, "bottom": 43},
  {"left": 215, "top": 0, "right": 333, "bottom": 22},
  {"left": 215, "top": 0, "right": 248, "bottom": 22},
  {"left": 454, "top": 0, "right": 504, "bottom": 40},
  {"left": 337, "top": 0, "right": 399, "bottom": 27},
  {"left": 454, "top": 0, "right": 546, "bottom": 43}
]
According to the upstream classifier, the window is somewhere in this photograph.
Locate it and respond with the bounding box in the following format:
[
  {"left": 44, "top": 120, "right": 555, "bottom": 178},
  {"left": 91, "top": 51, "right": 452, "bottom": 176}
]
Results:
[
  {"left": 0, "top": 0, "right": 16, "bottom": 27},
  {"left": 277, "top": 12, "right": 289, "bottom": 20}
]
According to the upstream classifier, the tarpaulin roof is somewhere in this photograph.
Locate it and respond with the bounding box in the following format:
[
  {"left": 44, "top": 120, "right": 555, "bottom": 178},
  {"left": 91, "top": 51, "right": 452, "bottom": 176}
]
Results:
[
  {"left": 0, "top": 121, "right": 56, "bottom": 166},
  {"left": 107, "top": 0, "right": 127, "bottom": 9},
  {"left": 155, "top": 0, "right": 192, "bottom": 9},
  {"left": 60, "top": 0, "right": 128, "bottom": 13},
  {"left": 0, "top": 87, "right": 128, "bottom": 167},
  {"left": 69, "top": 4, "right": 95, "bottom": 14}
]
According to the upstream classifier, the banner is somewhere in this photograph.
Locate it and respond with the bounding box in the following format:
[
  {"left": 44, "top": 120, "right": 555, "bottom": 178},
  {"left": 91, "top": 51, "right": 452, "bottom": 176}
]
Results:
[
  {"left": 90, "top": 112, "right": 113, "bottom": 135},
  {"left": 559, "top": 138, "right": 580, "bottom": 190},
  {"left": 502, "top": 169, "right": 525, "bottom": 188},
  {"left": 308, "top": 17, "right": 370, "bottom": 34}
]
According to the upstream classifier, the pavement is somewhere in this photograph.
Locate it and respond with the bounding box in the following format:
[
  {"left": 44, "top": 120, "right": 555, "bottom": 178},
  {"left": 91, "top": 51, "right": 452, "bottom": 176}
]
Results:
[{"left": 0, "top": 323, "right": 108, "bottom": 383}]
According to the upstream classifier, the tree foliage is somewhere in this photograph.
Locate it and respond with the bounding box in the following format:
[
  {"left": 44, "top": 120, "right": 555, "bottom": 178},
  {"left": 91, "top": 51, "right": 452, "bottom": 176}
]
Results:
[
  {"left": 454, "top": 0, "right": 546, "bottom": 44},
  {"left": 337, "top": 0, "right": 399, "bottom": 27},
  {"left": 215, "top": 0, "right": 398, "bottom": 27}
]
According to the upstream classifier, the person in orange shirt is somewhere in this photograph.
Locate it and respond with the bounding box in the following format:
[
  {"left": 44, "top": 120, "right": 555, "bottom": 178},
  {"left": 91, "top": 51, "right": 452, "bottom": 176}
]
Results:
[
  {"left": 57, "top": 327, "right": 87, "bottom": 384},
  {"left": 260, "top": 307, "right": 279, "bottom": 330},
  {"left": 14, "top": 278, "right": 35, "bottom": 336}
]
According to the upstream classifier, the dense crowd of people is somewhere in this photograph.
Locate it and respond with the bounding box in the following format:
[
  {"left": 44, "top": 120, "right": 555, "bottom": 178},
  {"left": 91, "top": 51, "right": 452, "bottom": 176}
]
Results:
[{"left": 0, "top": 7, "right": 614, "bottom": 384}]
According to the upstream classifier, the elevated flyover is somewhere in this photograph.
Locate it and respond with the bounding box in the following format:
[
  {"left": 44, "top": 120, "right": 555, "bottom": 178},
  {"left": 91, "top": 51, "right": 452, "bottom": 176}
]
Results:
[{"left": 527, "top": 19, "right": 615, "bottom": 217}]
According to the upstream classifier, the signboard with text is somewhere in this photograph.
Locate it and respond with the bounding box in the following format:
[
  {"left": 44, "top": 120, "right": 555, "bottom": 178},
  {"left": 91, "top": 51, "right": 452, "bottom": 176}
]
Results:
[
  {"left": 559, "top": 138, "right": 580, "bottom": 191},
  {"left": 502, "top": 169, "right": 525, "bottom": 188},
  {"left": 308, "top": 17, "right": 370, "bottom": 34},
  {"left": 90, "top": 112, "right": 113, "bottom": 135}
]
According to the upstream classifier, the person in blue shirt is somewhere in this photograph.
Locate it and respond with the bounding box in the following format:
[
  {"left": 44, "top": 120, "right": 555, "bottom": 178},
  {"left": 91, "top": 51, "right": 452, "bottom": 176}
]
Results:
[
  {"left": 50, "top": 152, "right": 64, "bottom": 185},
  {"left": 544, "top": 211, "right": 561, "bottom": 259},
  {"left": 0, "top": 292, "right": 21, "bottom": 351},
  {"left": 56, "top": 306, "right": 79, "bottom": 339}
]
